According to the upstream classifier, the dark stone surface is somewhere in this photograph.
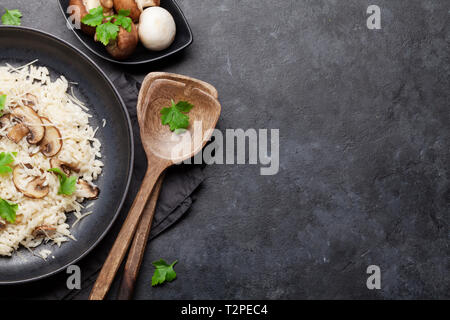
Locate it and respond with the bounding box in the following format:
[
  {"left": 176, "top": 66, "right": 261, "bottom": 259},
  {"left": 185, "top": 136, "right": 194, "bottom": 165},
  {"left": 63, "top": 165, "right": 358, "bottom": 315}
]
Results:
[{"left": 0, "top": 0, "right": 448, "bottom": 299}]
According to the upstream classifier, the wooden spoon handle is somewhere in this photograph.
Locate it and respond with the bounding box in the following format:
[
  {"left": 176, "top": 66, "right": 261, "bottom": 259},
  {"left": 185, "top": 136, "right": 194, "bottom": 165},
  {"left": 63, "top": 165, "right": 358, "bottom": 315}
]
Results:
[
  {"left": 117, "top": 174, "right": 165, "bottom": 300},
  {"left": 89, "top": 164, "right": 165, "bottom": 300}
]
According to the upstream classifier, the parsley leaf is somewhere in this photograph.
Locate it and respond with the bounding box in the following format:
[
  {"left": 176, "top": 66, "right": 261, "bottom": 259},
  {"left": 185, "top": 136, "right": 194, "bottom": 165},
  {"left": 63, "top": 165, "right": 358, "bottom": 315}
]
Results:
[
  {"left": 96, "top": 22, "right": 120, "bottom": 46},
  {"left": 0, "top": 152, "right": 16, "bottom": 175},
  {"left": 1, "top": 9, "right": 22, "bottom": 26},
  {"left": 48, "top": 168, "right": 77, "bottom": 196},
  {"left": 0, "top": 198, "right": 18, "bottom": 223},
  {"left": 151, "top": 259, "right": 178, "bottom": 286},
  {"left": 113, "top": 10, "right": 132, "bottom": 32},
  {"left": 160, "top": 100, "right": 194, "bottom": 132},
  {"left": 81, "top": 6, "right": 104, "bottom": 27},
  {"left": 81, "top": 7, "right": 132, "bottom": 46},
  {"left": 0, "top": 94, "right": 6, "bottom": 116}
]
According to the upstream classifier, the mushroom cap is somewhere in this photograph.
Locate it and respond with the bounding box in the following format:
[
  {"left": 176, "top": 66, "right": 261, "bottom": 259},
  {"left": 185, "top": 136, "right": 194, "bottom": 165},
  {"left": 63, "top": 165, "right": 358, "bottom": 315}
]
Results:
[
  {"left": 11, "top": 105, "right": 45, "bottom": 144},
  {"left": 106, "top": 23, "right": 139, "bottom": 60},
  {"left": 39, "top": 117, "right": 63, "bottom": 157},
  {"left": 138, "top": 7, "right": 176, "bottom": 51},
  {"left": 114, "top": 0, "right": 142, "bottom": 22},
  {"left": 13, "top": 165, "right": 49, "bottom": 199},
  {"left": 100, "top": 0, "right": 114, "bottom": 9}
]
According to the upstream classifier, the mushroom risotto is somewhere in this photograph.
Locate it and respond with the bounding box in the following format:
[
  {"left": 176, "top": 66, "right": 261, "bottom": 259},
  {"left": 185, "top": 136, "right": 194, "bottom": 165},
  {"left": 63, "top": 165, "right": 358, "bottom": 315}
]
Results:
[{"left": 0, "top": 61, "right": 103, "bottom": 257}]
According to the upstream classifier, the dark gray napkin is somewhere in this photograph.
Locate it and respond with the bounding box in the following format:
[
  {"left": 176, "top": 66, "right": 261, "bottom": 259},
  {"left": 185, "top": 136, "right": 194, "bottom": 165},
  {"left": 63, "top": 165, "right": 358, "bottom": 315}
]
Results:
[{"left": 0, "top": 74, "right": 205, "bottom": 300}]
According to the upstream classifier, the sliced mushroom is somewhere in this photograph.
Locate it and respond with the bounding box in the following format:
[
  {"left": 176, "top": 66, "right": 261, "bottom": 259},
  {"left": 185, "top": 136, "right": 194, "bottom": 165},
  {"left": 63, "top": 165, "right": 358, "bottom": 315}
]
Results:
[
  {"left": 50, "top": 158, "right": 80, "bottom": 175},
  {"left": 11, "top": 106, "right": 45, "bottom": 144},
  {"left": 13, "top": 165, "right": 49, "bottom": 199},
  {"left": 0, "top": 219, "right": 5, "bottom": 230},
  {"left": 39, "top": 117, "right": 62, "bottom": 157},
  {"left": 23, "top": 93, "right": 38, "bottom": 108},
  {"left": 76, "top": 179, "right": 100, "bottom": 200},
  {"left": 32, "top": 225, "right": 57, "bottom": 238},
  {"left": 0, "top": 114, "right": 11, "bottom": 129},
  {"left": 0, "top": 114, "right": 30, "bottom": 143},
  {"left": 8, "top": 124, "right": 30, "bottom": 144}
]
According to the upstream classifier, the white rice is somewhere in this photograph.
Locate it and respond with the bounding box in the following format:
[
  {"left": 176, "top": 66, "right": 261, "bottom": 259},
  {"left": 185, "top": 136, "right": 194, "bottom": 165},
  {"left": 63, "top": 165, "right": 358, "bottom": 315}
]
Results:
[{"left": 0, "top": 61, "right": 103, "bottom": 256}]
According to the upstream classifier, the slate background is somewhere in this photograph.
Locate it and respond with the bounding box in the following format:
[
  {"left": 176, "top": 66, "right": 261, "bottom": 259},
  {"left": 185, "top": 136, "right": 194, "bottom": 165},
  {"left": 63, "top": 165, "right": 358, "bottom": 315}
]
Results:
[{"left": 0, "top": 0, "right": 448, "bottom": 299}]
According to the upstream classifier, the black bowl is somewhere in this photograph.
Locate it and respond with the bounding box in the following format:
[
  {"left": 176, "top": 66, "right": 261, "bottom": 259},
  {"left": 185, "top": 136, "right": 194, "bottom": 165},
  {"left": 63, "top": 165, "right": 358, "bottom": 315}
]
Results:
[
  {"left": 58, "top": 0, "right": 193, "bottom": 65},
  {"left": 0, "top": 26, "right": 134, "bottom": 284}
]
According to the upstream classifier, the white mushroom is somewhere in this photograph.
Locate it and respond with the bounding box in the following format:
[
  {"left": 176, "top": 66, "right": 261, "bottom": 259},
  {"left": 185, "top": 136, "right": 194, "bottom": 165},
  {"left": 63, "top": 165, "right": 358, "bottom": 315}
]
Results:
[{"left": 139, "top": 7, "right": 176, "bottom": 51}]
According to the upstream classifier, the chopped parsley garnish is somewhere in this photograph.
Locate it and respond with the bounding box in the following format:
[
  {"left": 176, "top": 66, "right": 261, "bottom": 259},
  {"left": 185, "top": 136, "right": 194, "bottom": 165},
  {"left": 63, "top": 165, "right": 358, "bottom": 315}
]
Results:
[
  {"left": 81, "top": 6, "right": 104, "bottom": 27},
  {"left": 96, "top": 22, "right": 120, "bottom": 46},
  {"left": 0, "top": 152, "right": 17, "bottom": 175},
  {"left": 160, "top": 100, "right": 194, "bottom": 132},
  {"left": 81, "top": 7, "right": 132, "bottom": 46},
  {"left": 0, "top": 94, "right": 6, "bottom": 116},
  {"left": 151, "top": 259, "right": 178, "bottom": 287},
  {"left": 1, "top": 9, "right": 22, "bottom": 26},
  {"left": 113, "top": 10, "right": 132, "bottom": 32},
  {"left": 0, "top": 198, "right": 18, "bottom": 223},
  {"left": 48, "top": 168, "right": 77, "bottom": 196}
]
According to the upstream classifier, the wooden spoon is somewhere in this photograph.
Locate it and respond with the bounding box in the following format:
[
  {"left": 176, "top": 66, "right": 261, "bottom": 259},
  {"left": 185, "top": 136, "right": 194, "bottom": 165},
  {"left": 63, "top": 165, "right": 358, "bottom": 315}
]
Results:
[
  {"left": 89, "top": 78, "right": 221, "bottom": 300},
  {"left": 117, "top": 73, "right": 219, "bottom": 300}
]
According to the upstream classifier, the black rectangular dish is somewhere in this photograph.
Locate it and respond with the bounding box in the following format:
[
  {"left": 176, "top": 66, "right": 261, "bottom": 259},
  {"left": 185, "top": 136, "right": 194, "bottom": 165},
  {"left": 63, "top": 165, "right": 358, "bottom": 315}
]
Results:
[{"left": 58, "top": 0, "right": 193, "bottom": 65}]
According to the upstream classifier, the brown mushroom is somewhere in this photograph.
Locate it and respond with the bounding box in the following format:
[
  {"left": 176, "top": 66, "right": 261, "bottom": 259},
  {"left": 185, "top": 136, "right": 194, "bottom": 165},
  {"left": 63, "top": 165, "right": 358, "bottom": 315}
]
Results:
[
  {"left": 13, "top": 165, "right": 49, "bottom": 199},
  {"left": 7, "top": 124, "right": 30, "bottom": 143},
  {"left": 11, "top": 106, "right": 45, "bottom": 144},
  {"left": 39, "top": 117, "right": 63, "bottom": 157},
  {"left": 32, "top": 225, "right": 57, "bottom": 238},
  {"left": 113, "top": 0, "right": 159, "bottom": 22},
  {"left": 0, "top": 114, "right": 30, "bottom": 143},
  {"left": 0, "top": 219, "right": 5, "bottom": 230},
  {"left": 76, "top": 179, "right": 100, "bottom": 200},
  {"left": 0, "top": 113, "right": 10, "bottom": 129},
  {"left": 69, "top": 0, "right": 110, "bottom": 36},
  {"left": 50, "top": 158, "right": 80, "bottom": 175},
  {"left": 106, "top": 23, "right": 139, "bottom": 60}
]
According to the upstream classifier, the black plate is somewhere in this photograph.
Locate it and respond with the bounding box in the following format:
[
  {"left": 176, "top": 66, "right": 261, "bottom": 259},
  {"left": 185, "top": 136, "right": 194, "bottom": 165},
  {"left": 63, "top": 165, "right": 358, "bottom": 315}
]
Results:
[
  {"left": 0, "top": 26, "right": 134, "bottom": 284},
  {"left": 58, "top": 0, "right": 193, "bottom": 65}
]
